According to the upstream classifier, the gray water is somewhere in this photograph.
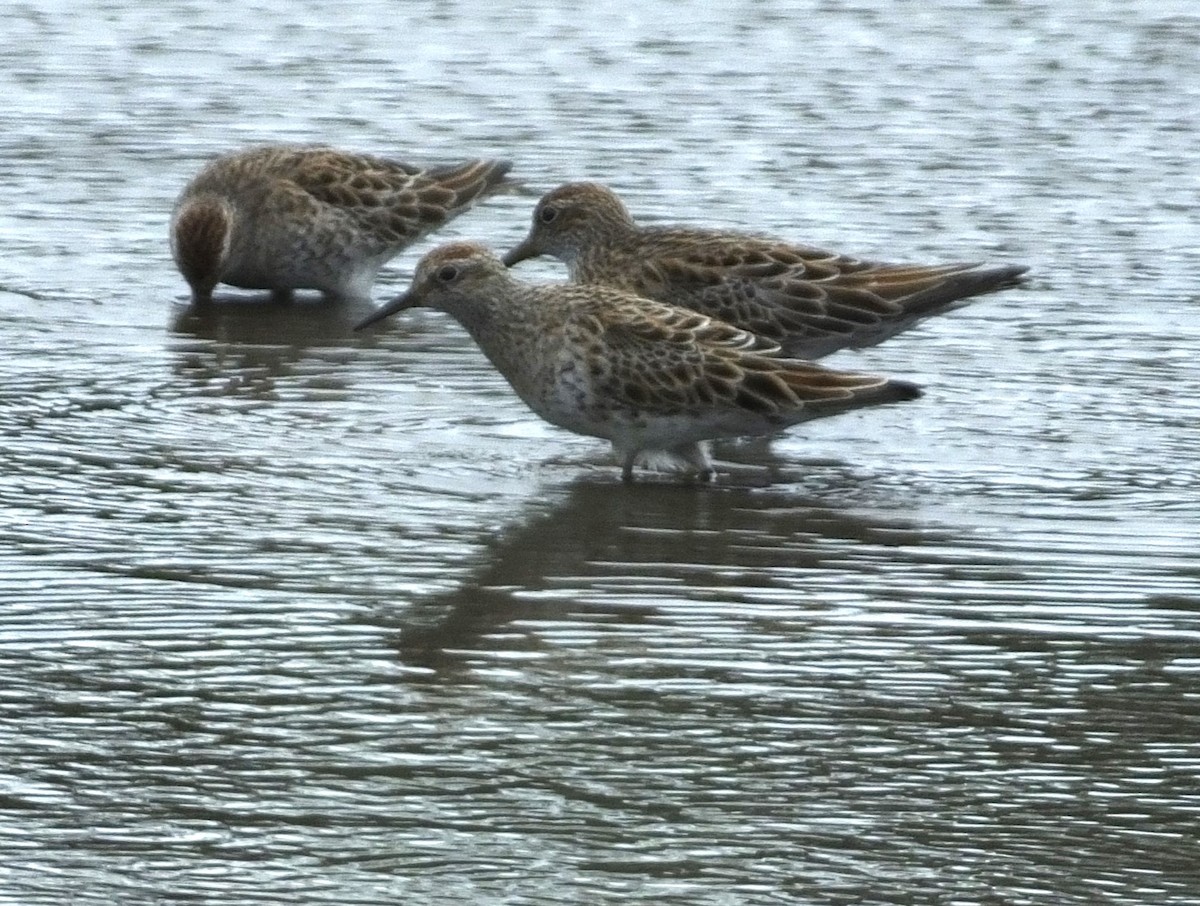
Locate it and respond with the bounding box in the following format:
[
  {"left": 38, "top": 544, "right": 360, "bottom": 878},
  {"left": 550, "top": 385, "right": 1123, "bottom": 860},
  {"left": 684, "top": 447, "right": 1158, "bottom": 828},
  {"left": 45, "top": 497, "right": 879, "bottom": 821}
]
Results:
[{"left": 2, "top": 1, "right": 1199, "bottom": 903}]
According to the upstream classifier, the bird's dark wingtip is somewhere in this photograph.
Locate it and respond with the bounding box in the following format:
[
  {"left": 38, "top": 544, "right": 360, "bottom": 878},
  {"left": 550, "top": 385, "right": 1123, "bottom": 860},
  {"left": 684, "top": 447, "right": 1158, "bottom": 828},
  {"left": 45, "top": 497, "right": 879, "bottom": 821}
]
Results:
[{"left": 890, "top": 379, "right": 924, "bottom": 401}]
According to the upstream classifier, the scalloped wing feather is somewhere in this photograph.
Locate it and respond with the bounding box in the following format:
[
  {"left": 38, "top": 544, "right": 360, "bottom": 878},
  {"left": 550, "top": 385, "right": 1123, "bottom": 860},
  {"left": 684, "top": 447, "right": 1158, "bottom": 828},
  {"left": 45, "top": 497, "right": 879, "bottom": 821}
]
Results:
[
  {"left": 638, "top": 227, "right": 878, "bottom": 277},
  {"left": 574, "top": 296, "right": 906, "bottom": 421},
  {"left": 263, "top": 155, "right": 512, "bottom": 256},
  {"left": 634, "top": 248, "right": 1027, "bottom": 357}
]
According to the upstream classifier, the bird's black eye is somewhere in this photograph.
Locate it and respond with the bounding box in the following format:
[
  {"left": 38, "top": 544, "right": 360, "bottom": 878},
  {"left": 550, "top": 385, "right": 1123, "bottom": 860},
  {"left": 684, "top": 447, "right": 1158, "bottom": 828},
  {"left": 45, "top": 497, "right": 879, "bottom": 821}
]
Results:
[
  {"left": 436, "top": 264, "right": 460, "bottom": 283},
  {"left": 538, "top": 206, "right": 558, "bottom": 224}
]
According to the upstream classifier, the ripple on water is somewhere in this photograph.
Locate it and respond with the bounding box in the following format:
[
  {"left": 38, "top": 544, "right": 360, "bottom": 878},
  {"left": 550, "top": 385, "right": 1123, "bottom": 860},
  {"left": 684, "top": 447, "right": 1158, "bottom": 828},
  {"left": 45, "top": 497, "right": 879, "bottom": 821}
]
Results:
[{"left": 3, "top": 0, "right": 1200, "bottom": 903}]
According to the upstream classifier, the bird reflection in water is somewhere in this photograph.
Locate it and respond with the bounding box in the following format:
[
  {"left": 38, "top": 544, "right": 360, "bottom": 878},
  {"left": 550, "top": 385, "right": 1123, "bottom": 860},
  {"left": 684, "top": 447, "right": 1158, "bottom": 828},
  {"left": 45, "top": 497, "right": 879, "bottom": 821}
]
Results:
[{"left": 383, "top": 473, "right": 943, "bottom": 673}]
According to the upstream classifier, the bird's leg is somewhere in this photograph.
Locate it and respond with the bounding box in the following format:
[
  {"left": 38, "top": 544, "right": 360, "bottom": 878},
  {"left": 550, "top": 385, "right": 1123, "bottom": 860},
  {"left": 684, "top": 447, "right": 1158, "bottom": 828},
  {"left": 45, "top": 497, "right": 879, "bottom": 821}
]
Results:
[
  {"left": 677, "top": 441, "right": 715, "bottom": 482},
  {"left": 621, "top": 451, "right": 638, "bottom": 483}
]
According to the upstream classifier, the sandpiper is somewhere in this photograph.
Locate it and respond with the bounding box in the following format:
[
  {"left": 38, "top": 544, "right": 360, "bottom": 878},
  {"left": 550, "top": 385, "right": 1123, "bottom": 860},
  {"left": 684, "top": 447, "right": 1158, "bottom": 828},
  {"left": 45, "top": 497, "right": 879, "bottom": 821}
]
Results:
[
  {"left": 170, "top": 144, "right": 513, "bottom": 304},
  {"left": 356, "top": 242, "right": 922, "bottom": 481},
  {"left": 503, "top": 182, "right": 1027, "bottom": 359}
]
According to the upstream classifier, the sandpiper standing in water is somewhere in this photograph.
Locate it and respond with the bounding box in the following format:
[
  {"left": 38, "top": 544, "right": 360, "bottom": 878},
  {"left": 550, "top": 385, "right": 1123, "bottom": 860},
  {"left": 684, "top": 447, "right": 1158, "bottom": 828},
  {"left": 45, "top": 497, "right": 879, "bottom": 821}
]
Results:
[
  {"left": 503, "top": 182, "right": 1027, "bottom": 360},
  {"left": 356, "top": 242, "right": 923, "bottom": 482},
  {"left": 170, "top": 145, "right": 513, "bottom": 304}
]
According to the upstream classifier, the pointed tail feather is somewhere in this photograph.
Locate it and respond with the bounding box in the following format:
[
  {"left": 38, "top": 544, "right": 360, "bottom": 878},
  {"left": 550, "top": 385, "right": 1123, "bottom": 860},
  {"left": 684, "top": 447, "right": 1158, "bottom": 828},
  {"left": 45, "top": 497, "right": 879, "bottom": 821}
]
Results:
[
  {"left": 784, "top": 262, "right": 1029, "bottom": 356},
  {"left": 770, "top": 360, "right": 923, "bottom": 410},
  {"left": 867, "top": 262, "right": 1029, "bottom": 314},
  {"left": 422, "top": 159, "right": 514, "bottom": 202},
  {"left": 784, "top": 370, "right": 922, "bottom": 424}
]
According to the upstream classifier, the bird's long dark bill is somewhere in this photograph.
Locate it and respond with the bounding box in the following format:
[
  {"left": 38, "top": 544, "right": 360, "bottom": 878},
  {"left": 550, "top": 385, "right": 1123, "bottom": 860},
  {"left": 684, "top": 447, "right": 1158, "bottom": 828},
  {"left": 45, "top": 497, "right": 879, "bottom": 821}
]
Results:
[
  {"left": 354, "top": 291, "right": 417, "bottom": 330},
  {"left": 501, "top": 240, "right": 537, "bottom": 267}
]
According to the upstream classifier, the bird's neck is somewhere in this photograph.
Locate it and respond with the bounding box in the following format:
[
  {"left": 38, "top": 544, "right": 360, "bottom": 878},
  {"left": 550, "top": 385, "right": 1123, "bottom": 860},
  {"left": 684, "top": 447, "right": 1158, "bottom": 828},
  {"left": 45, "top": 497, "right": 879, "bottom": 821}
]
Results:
[{"left": 439, "top": 288, "right": 559, "bottom": 404}]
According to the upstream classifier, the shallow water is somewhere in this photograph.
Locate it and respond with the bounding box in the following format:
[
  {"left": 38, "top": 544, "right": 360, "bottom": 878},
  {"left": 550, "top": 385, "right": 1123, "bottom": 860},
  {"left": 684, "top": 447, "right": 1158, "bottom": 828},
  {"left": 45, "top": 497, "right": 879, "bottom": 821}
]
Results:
[{"left": 2, "top": 1, "right": 1199, "bottom": 903}]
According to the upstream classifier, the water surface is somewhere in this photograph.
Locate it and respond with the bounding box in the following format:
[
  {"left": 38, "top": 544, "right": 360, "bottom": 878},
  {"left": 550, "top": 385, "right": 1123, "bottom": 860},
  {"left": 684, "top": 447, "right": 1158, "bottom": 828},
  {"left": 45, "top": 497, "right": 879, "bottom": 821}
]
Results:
[{"left": 2, "top": 1, "right": 1198, "bottom": 903}]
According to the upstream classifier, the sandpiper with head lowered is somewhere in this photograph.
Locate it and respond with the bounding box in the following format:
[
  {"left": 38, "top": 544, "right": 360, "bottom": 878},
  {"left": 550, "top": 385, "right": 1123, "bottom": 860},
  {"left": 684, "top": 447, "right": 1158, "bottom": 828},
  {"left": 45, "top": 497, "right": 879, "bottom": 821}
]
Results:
[
  {"left": 170, "top": 144, "right": 513, "bottom": 304},
  {"left": 356, "top": 242, "right": 923, "bottom": 482},
  {"left": 503, "top": 182, "right": 1027, "bottom": 360}
]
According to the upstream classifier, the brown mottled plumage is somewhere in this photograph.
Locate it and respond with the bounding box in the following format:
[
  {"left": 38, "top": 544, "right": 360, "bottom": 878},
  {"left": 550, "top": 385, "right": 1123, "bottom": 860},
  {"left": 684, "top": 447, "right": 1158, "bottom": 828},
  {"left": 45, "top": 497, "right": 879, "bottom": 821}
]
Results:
[
  {"left": 170, "top": 144, "right": 513, "bottom": 303},
  {"left": 503, "top": 182, "right": 1028, "bottom": 359},
  {"left": 357, "top": 242, "right": 922, "bottom": 481}
]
